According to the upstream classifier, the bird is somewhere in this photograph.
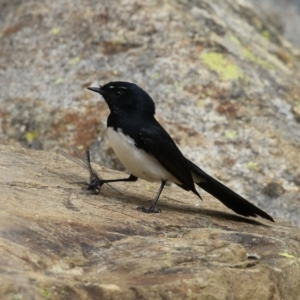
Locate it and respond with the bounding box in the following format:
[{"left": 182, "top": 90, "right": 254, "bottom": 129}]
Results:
[{"left": 87, "top": 81, "right": 274, "bottom": 222}]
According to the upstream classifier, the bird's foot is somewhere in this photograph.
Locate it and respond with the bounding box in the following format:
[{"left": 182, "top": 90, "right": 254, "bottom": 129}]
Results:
[
  {"left": 72, "top": 181, "right": 100, "bottom": 193},
  {"left": 85, "top": 178, "right": 104, "bottom": 194},
  {"left": 136, "top": 205, "right": 161, "bottom": 213}
]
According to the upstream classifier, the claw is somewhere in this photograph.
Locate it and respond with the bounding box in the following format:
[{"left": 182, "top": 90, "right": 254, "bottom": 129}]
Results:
[
  {"left": 86, "top": 178, "right": 103, "bottom": 193},
  {"left": 136, "top": 206, "right": 161, "bottom": 213}
]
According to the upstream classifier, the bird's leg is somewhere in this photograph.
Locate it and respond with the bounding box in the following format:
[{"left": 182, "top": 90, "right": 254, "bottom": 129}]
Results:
[
  {"left": 88, "top": 174, "right": 138, "bottom": 192},
  {"left": 137, "top": 180, "right": 166, "bottom": 213}
]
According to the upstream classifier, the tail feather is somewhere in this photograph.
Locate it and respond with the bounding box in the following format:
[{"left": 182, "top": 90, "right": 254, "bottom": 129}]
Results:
[{"left": 187, "top": 159, "right": 274, "bottom": 222}]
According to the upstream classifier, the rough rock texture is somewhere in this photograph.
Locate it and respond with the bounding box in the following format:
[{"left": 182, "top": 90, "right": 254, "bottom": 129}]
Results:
[
  {"left": 1, "top": 145, "right": 300, "bottom": 300},
  {"left": 0, "top": 0, "right": 300, "bottom": 227},
  {"left": 249, "top": 0, "right": 300, "bottom": 46}
]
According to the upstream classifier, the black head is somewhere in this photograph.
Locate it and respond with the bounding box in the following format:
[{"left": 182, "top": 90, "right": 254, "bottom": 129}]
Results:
[{"left": 87, "top": 81, "right": 155, "bottom": 116}]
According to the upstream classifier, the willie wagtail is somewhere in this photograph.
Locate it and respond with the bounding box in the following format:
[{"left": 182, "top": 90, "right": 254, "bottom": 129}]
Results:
[{"left": 87, "top": 81, "right": 274, "bottom": 222}]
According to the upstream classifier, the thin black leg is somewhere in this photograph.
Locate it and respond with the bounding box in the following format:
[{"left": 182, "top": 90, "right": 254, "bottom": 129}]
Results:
[
  {"left": 137, "top": 180, "right": 166, "bottom": 213},
  {"left": 87, "top": 174, "right": 138, "bottom": 192}
]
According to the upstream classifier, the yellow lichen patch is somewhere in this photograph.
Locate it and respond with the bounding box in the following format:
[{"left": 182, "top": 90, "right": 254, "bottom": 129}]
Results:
[
  {"left": 225, "top": 131, "right": 237, "bottom": 139},
  {"left": 197, "top": 100, "right": 206, "bottom": 107},
  {"left": 279, "top": 252, "right": 300, "bottom": 261},
  {"left": 55, "top": 77, "right": 63, "bottom": 84},
  {"left": 242, "top": 47, "right": 274, "bottom": 69},
  {"left": 69, "top": 56, "right": 80, "bottom": 65},
  {"left": 151, "top": 73, "right": 160, "bottom": 80},
  {"left": 246, "top": 161, "right": 260, "bottom": 171},
  {"left": 200, "top": 52, "right": 241, "bottom": 81},
  {"left": 279, "top": 252, "right": 295, "bottom": 259},
  {"left": 24, "top": 130, "right": 39, "bottom": 143},
  {"left": 261, "top": 30, "right": 271, "bottom": 41},
  {"left": 39, "top": 288, "right": 51, "bottom": 299},
  {"left": 229, "top": 34, "right": 241, "bottom": 45},
  {"left": 50, "top": 27, "right": 60, "bottom": 35}
]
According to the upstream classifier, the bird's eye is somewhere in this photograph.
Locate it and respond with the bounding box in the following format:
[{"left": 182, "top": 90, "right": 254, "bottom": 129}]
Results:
[{"left": 115, "top": 90, "right": 123, "bottom": 97}]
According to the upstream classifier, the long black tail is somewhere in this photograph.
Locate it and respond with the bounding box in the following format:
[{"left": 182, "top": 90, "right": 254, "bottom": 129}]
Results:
[{"left": 186, "top": 159, "right": 274, "bottom": 222}]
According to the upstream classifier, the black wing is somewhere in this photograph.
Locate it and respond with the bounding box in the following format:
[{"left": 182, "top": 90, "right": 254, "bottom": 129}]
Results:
[
  {"left": 187, "top": 158, "right": 274, "bottom": 222},
  {"left": 140, "top": 125, "right": 199, "bottom": 197}
]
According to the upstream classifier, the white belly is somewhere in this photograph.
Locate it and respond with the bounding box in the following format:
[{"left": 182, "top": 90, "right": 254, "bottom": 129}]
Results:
[{"left": 107, "top": 127, "right": 180, "bottom": 183}]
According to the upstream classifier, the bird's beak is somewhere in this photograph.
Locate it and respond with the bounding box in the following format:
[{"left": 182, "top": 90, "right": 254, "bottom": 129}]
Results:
[{"left": 87, "top": 86, "right": 102, "bottom": 94}]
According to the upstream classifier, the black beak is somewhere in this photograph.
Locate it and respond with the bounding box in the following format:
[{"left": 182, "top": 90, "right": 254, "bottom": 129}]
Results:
[{"left": 87, "top": 86, "right": 102, "bottom": 94}]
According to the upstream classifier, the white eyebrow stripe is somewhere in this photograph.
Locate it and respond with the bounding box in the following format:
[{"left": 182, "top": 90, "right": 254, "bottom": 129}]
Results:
[{"left": 108, "top": 86, "right": 127, "bottom": 89}]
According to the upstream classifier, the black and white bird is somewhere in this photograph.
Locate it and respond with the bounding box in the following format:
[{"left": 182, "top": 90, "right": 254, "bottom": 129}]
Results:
[{"left": 87, "top": 81, "right": 274, "bottom": 222}]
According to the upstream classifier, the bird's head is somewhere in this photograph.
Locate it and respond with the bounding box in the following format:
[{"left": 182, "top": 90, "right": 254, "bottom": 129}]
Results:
[{"left": 88, "top": 81, "right": 155, "bottom": 116}]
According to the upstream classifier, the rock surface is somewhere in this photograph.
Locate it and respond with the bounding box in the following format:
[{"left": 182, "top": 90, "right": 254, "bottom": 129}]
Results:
[
  {"left": 249, "top": 0, "right": 300, "bottom": 46},
  {"left": 0, "top": 0, "right": 300, "bottom": 226},
  {"left": 1, "top": 145, "right": 300, "bottom": 300}
]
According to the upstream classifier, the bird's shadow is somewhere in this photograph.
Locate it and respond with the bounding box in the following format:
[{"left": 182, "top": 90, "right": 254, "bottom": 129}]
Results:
[{"left": 61, "top": 173, "right": 270, "bottom": 227}]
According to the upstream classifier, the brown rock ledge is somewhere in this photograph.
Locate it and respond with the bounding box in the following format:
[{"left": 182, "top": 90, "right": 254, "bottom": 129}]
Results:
[{"left": 0, "top": 145, "right": 299, "bottom": 300}]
